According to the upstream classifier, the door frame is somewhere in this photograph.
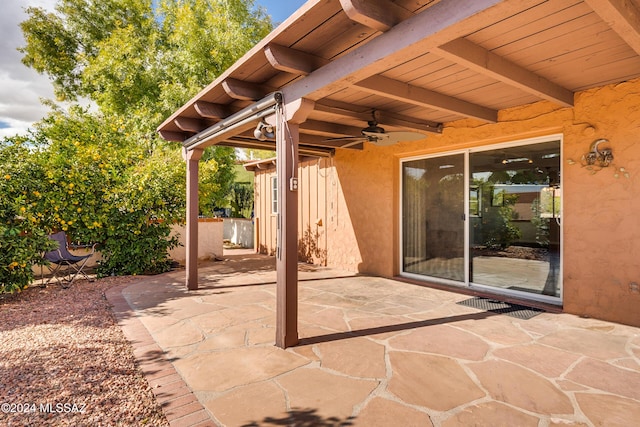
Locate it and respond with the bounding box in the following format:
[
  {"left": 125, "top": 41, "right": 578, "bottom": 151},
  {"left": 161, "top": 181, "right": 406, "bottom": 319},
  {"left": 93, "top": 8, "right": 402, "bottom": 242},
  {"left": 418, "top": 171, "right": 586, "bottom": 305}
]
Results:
[{"left": 398, "top": 134, "right": 563, "bottom": 305}]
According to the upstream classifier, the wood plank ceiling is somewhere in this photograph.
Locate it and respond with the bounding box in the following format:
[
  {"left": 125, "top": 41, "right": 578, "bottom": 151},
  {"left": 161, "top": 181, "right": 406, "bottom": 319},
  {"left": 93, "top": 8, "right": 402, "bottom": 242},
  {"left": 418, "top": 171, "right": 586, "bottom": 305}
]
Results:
[{"left": 157, "top": 0, "right": 640, "bottom": 153}]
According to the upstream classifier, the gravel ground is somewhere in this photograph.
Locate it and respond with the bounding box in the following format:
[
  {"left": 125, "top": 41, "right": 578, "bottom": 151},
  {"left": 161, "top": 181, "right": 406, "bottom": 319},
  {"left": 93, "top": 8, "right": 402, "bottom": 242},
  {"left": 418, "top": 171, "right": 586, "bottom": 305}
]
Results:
[{"left": 0, "top": 277, "right": 169, "bottom": 426}]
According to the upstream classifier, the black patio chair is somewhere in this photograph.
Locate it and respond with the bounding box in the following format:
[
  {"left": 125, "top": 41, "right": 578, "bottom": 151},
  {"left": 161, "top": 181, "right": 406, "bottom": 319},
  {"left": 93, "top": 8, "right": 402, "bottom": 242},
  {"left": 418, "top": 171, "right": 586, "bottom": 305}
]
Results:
[{"left": 41, "top": 231, "right": 97, "bottom": 287}]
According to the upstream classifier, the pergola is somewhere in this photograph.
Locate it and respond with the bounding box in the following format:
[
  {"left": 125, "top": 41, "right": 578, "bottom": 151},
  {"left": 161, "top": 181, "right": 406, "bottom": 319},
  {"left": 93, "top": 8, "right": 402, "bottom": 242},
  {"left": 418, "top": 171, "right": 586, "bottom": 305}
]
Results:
[{"left": 157, "top": 0, "right": 640, "bottom": 347}]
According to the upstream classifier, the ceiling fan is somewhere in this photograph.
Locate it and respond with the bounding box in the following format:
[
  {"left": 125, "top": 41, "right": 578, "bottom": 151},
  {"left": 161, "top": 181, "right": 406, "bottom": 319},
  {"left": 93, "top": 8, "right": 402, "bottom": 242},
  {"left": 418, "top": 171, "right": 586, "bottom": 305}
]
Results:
[{"left": 324, "top": 111, "right": 426, "bottom": 147}]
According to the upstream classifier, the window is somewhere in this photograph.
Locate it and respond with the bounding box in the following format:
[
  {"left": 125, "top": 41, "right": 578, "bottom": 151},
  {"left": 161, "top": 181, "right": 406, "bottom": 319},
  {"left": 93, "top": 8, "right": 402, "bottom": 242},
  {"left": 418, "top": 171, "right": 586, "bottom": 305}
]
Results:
[{"left": 271, "top": 176, "right": 277, "bottom": 214}]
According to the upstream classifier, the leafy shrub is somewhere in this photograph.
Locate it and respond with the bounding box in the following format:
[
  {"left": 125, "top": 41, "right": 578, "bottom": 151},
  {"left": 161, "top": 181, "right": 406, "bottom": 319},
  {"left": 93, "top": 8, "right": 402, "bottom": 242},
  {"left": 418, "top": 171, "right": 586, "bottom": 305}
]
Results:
[
  {"left": 32, "top": 108, "right": 188, "bottom": 277},
  {"left": 0, "top": 140, "right": 55, "bottom": 292}
]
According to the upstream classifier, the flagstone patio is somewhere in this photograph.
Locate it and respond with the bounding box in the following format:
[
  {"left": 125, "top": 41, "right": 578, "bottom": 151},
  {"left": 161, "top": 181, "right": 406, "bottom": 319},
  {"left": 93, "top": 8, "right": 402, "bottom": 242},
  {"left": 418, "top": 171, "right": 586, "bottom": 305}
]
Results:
[{"left": 106, "top": 251, "right": 640, "bottom": 427}]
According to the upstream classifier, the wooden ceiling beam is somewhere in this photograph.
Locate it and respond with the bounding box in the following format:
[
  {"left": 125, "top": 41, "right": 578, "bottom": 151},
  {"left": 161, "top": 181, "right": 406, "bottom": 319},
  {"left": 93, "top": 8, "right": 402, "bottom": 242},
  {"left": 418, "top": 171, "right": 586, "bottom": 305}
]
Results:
[
  {"left": 220, "top": 137, "right": 337, "bottom": 156},
  {"left": 222, "top": 78, "right": 265, "bottom": 101},
  {"left": 158, "top": 130, "right": 186, "bottom": 142},
  {"left": 264, "top": 44, "right": 329, "bottom": 75},
  {"left": 372, "top": 110, "right": 442, "bottom": 134},
  {"left": 194, "top": 101, "right": 233, "bottom": 119},
  {"left": 174, "top": 117, "right": 206, "bottom": 133},
  {"left": 297, "top": 134, "right": 364, "bottom": 149},
  {"left": 584, "top": 0, "right": 640, "bottom": 55},
  {"left": 282, "top": 0, "right": 543, "bottom": 102},
  {"left": 299, "top": 119, "right": 365, "bottom": 137},
  {"left": 355, "top": 75, "right": 498, "bottom": 123},
  {"left": 433, "top": 38, "right": 574, "bottom": 107},
  {"left": 315, "top": 100, "right": 441, "bottom": 133},
  {"left": 238, "top": 126, "right": 362, "bottom": 149},
  {"left": 339, "top": 0, "right": 413, "bottom": 32},
  {"left": 314, "top": 100, "right": 375, "bottom": 122}
]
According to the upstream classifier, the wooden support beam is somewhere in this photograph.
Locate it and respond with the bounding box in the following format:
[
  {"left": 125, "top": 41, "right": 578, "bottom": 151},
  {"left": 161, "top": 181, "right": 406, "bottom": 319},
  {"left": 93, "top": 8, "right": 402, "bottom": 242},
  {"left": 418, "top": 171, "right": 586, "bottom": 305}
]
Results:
[
  {"left": 434, "top": 38, "right": 574, "bottom": 107},
  {"left": 356, "top": 75, "right": 497, "bottom": 123},
  {"left": 256, "top": 160, "right": 276, "bottom": 170},
  {"left": 219, "top": 137, "right": 338, "bottom": 156},
  {"left": 182, "top": 147, "right": 204, "bottom": 291},
  {"left": 194, "top": 101, "right": 232, "bottom": 119},
  {"left": 222, "top": 78, "right": 265, "bottom": 101},
  {"left": 299, "top": 119, "right": 365, "bottom": 137},
  {"left": 372, "top": 110, "right": 442, "bottom": 134},
  {"left": 174, "top": 117, "right": 206, "bottom": 133},
  {"left": 264, "top": 44, "right": 329, "bottom": 75},
  {"left": 584, "top": 0, "right": 640, "bottom": 55},
  {"left": 275, "top": 120, "right": 299, "bottom": 349},
  {"left": 339, "top": 0, "right": 413, "bottom": 32},
  {"left": 283, "top": 0, "right": 542, "bottom": 102},
  {"left": 158, "top": 130, "right": 186, "bottom": 142},
  {"left": 274, "top": 100, "right": 315, "bottom": 349},
  {"left": 314, "top": 100, "right": 375, "bottom": 122}
]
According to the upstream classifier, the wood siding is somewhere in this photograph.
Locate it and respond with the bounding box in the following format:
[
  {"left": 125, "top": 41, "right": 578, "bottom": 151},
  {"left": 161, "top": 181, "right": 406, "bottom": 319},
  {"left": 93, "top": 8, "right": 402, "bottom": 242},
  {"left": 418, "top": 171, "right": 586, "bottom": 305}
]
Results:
[{"left": 254, "top": 158, "right": 330, "bottom": 265}]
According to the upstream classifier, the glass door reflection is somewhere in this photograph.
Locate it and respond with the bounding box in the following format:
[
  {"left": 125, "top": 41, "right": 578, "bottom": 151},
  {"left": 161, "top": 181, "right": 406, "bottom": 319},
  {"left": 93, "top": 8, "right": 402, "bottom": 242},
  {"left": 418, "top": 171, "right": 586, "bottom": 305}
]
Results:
[{"left": 469, "top": 141, "right": 561, "bottom": 297}]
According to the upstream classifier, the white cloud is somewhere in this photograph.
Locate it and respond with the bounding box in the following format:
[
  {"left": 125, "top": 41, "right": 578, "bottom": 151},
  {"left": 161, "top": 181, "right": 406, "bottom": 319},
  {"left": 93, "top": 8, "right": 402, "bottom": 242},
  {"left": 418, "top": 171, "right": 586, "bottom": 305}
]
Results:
[{"left": 0, "top": 0, "right": 57, "bottom": 136}]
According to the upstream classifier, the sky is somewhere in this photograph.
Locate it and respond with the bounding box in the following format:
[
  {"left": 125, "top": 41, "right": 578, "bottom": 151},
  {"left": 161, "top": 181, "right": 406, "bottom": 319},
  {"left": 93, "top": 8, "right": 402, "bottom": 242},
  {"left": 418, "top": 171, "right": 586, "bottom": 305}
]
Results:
[{"left": 0, "top": 0, "right": 306, "bottom": 139}]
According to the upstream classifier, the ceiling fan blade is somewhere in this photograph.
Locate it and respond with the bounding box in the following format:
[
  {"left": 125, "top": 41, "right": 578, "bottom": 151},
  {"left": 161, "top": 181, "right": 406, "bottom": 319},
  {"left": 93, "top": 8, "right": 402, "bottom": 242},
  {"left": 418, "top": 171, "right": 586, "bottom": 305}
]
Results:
[
  {"left": 322, "top": 136, "right": 366, "bottom": 143},
  {"left": 366, "top": 131, "right": 426, "bottom": 146},
  {"left": 386, "top": 131, "right": 426, "bottom": 142}
]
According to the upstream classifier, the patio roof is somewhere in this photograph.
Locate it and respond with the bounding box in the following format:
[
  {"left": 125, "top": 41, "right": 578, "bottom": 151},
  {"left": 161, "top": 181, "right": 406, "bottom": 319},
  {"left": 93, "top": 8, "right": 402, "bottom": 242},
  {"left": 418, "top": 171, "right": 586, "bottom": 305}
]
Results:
[
  {"left": 159, "top": 0, "right": 640, "bottom": 348},
  {"left": 157, "top": 0, "right": 640, "bottom": 151}
]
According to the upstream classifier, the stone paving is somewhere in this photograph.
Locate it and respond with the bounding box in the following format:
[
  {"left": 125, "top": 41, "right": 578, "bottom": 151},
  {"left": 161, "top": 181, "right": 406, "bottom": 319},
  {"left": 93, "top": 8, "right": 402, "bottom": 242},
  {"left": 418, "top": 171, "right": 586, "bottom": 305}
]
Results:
[{"left": 113, "top": 251, "right": 640, "bottom": 426}]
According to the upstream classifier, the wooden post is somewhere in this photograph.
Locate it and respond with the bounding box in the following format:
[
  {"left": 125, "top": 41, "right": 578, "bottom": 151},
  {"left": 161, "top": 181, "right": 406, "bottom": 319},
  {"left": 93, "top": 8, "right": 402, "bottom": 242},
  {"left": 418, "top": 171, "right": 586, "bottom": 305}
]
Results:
[
  {"left": 183, "top": 147, "right": 204, "bottom": 290},
  {"left": 273, "top": 98, "right": 314, "bottom": 349},
  {"left": 275, "top": 112, "right": 299, "bottom": 348}
]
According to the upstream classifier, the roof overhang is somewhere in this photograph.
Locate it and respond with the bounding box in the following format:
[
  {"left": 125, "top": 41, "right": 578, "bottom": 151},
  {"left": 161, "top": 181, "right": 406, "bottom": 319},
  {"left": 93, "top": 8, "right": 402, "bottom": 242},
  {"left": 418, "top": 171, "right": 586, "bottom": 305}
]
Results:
[{"left": 158, "top": 0, "right": 640, "bottom": 152}]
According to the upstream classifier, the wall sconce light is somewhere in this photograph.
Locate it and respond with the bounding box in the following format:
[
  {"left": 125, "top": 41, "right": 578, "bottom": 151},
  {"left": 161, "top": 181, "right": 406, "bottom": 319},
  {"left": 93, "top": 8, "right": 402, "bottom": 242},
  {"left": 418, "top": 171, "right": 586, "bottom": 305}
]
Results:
[
  {"left": 584, "top": 138, "right": 613, "bottom": 167},
  {"left": 567, "top": 138, "right": 629, "bottom": 179},
  {"left": 253, "top": 120, "right": 275, "bottom": 141}
]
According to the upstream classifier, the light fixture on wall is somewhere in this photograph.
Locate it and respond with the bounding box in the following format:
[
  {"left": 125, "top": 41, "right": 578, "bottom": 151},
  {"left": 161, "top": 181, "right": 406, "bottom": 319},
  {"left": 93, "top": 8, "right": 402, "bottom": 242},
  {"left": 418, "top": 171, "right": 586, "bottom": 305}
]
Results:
[
  {"left": 567, "top": 138, "right": 629, "bottom": 178},
  {"left": 253, "top": 120, "right": 275, "bottom": 141},
  {"left": 583, "top": 138, "right": 613, "bottom": 167}
]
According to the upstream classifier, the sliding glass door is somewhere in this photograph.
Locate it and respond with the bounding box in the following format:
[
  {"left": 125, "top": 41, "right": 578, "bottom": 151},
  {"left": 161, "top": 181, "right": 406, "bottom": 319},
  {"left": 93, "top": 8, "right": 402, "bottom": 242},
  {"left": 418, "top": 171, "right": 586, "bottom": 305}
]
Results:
[
  {"left": 469, "top": 141, "right": 561, "bottom": 298},
  {"left": 402, "top": 154, "right": 465, "bottom": 282},
  {"left": 401, "top": 138, "right": 562, "bottom": 303}
]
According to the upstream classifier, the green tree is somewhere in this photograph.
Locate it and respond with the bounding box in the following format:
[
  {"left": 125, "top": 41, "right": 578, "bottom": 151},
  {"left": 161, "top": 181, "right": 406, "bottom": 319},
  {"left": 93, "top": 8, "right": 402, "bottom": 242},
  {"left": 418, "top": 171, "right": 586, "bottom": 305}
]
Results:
[
  {"left": 2, "top": 0, "right": 274, "bottom": 289},
  {"left": 200, "top": 146, "right": 237, "bottom": 216},
  {"left": 24, "top": 106, "right": 231, "bottom": 276},
  {"left": 20, "top": 0, "right": 272, "bottom": 123},
  {"left": 229, "top": 182, "right": 254, "bottom": 218}
]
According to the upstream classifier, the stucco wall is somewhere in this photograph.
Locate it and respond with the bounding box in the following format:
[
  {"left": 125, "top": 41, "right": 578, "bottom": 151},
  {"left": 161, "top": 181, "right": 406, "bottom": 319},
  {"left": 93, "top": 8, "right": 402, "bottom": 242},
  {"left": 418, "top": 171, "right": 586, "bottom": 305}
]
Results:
[
  {"left": 252, "top": 78, "right": 640, "bottom": 326},
  {"left": 168, "top": 218, "right": 224, "bottom": 263},
  {"left": 338, "top": 78, "right": 640, "bottom": 326}
]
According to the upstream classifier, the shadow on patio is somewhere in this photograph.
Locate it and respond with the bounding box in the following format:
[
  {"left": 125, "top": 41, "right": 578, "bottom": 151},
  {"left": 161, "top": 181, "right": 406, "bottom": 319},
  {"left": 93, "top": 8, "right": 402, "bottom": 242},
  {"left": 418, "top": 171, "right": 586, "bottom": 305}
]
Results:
[{"left": 110, "top": 251, "right": 640, "bottom": 427}]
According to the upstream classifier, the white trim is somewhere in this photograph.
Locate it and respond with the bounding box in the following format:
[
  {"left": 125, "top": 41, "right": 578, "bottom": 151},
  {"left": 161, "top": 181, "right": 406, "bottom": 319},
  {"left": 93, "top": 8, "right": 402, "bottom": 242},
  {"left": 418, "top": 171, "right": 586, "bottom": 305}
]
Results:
[
  {"left": 464, "top": 150, "right": 470, "bottom": 285},
  {"left": 469, "top": 282, "right": 563, "bottom": 306},
  {"left": 467, "top": 133, "right": 563, "bottom": 153}
]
